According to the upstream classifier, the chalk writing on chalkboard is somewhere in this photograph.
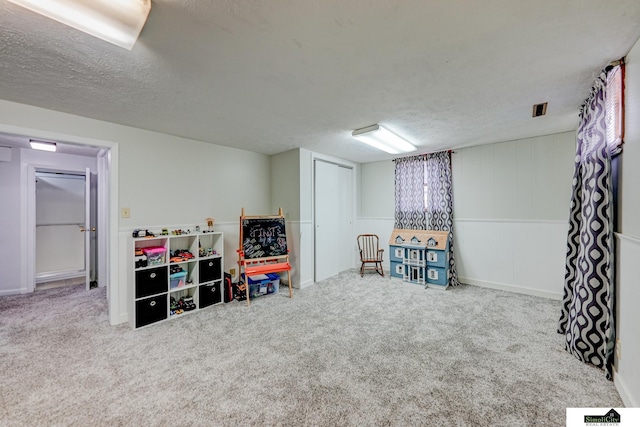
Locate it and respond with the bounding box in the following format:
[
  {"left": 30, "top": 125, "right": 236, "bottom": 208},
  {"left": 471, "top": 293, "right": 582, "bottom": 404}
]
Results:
[{"left": 242, "top": 217, "right": 288, "bottom": 258}]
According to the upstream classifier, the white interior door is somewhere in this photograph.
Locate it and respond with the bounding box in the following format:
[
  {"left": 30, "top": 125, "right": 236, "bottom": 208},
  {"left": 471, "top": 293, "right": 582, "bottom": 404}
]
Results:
[
  {"left": 338, "top": 166, "right": 353, "bottom": 272},
  {"left": 314, "top": 160, "right": 340, "bottom": 282},
  {"left": 83, "top": 167, "right": 91, "bottom": 290},
  {"left": 34, "top": 169, "right": 90, "bottom": 288}
]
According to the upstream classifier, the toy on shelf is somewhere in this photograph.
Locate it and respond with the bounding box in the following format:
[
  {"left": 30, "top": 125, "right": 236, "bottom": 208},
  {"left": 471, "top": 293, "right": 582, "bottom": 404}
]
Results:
[
  {"left": 134, "top": 249, "right": 148, "bottom": 268},
  {"left": 171, "top": 229, "right": 191, "bottom": 235},
  {"left": 132, "top": 229, "right": 155, "bottom": 238},
  {"left": 205, "top": 217, "right": 215, "bottom": 232},
  {"left": 169, "top": 249, "right": 195, "bottom": 263},
  {"left": 178, "top": 296, "right": 196, "bottom": 311},
  {"left": 170, "top": 296, "right": 184, "bottom": 316}
]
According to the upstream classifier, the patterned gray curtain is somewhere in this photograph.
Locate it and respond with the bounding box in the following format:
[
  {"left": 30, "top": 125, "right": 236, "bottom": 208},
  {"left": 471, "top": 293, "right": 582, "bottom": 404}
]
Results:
[
  {"left": 424, "top": 151, "right": 460, "bottom": 287},
  {"left": 394, "top": 154, "right": 427, "bottom": 230},
  {"left": 394, "top": 151, "right": 459, "bottom": 287},
  {"left": 558, "top": 67, "right": 621, "bottom": 379}
]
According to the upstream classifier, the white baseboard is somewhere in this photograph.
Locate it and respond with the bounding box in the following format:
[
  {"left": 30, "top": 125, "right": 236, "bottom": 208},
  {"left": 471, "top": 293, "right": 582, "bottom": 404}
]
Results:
[
  {"left": 614, "top": 373, "right": 639, "bottom": 408},
  {"left": 112, "top": 313, "right": 129, "bottom": 326},
  {"left": 459, "top": 277, "right": 562, "bottom": 300},
  {"left": 0, "top": 288, "right": 27, "bottom": 296},
  {"left": 296, "top": 279, "right": 314, "bottom": 289},
  {"left": 36, "top": 270, "right": 84, "bottom": 283}
]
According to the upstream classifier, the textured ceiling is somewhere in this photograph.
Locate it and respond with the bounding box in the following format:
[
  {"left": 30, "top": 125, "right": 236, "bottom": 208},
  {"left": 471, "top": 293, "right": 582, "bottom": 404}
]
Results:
[{"left": 1, "top": 1, "right": 639, "bottom": 163}]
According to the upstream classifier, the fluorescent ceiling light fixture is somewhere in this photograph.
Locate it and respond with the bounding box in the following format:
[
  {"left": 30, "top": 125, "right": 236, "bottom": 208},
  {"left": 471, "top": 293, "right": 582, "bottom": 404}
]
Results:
[
  {"left": 352, "top": 124, "right": 416, "bottom": 154},
  {"left": 7, "top": 0, "right": 151, "bottom": 50},
  {"left": 30, "top": 140, "right": 57, "bottom": 152}
]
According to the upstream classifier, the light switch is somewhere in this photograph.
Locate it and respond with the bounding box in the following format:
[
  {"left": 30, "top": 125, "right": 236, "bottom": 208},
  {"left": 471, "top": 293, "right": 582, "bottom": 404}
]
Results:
[{"left": 121, "top": 207, "right": 130, "bottom": 218}]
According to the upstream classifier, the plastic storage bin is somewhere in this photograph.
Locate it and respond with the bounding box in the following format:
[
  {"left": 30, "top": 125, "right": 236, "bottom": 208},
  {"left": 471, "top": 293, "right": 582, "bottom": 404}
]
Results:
[
  {"left": 266, "top": 273, "right": 280, "bottom": 294},
  {"left": 142, "top": 246, "right": 166, "bottom": 266},
  {"left": 246, "top": 273, "right": 280, "bottom": 298},
  {"left": 247, "top": 274, "right": 269, "bottom": 298},
  {"left": 170, "top": 271, "right": 187, "bottom": 289}
]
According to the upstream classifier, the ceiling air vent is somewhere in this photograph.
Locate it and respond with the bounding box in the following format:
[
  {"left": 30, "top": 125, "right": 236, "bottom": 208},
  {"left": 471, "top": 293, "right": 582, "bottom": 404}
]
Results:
[{"left": 532, "top": 102, "right": 548, "bottom": 117}]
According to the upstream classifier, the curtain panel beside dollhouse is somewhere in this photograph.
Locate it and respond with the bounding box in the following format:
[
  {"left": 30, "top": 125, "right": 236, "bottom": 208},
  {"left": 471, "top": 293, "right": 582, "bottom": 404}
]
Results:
[{"left": 394, "top": 151, "right": 459, "bottom": 286}]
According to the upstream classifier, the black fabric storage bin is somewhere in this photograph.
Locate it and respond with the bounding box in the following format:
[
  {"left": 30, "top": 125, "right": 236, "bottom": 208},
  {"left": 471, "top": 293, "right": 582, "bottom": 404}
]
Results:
[
  {"left": 135, "top": 294, "right": 167, "bottom": 328},
  {"left": 135, "top": 266, "right": 168, "bottom": 298},
  {"left": 199, "top": 258, "right": 221, "bottom": 283},
  {"left": 199, "top": 282, "right": 222, "bottom": 308}
]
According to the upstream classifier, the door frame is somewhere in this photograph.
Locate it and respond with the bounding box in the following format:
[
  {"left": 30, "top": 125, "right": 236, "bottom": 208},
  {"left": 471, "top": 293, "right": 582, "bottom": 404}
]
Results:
[
  {"left": 27, "top": 165, "right": 99, "bottom": 293},
  {"left": 29, "top": 167, "right": 92, "bottom": 290},
  {"left": 96, "top": 149, "right": 109, "bottom": 290}
]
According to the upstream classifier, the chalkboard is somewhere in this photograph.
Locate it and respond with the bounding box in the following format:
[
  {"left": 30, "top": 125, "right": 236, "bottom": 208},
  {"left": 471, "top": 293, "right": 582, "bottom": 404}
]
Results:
[{"left": 242, "top": 217, "right": 288, "bottom": 259}]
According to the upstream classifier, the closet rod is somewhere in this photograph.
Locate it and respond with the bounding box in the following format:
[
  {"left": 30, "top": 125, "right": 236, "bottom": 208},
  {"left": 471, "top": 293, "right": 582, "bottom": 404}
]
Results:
[{"left": 36, "top": 223, "right": 84, "bottom": 227}]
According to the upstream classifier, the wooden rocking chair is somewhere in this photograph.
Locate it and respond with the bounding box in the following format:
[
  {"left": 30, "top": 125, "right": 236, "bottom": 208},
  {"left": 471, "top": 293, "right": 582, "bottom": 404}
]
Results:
[{"left": 357, "top": 234, "right": 385, "bottom": 277}]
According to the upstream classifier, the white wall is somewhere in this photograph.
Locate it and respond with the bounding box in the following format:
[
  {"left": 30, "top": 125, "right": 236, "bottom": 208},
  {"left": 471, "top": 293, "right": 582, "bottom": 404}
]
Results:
[
  {"left": 355, "top": 132, "right": 576, "bottom": 298},
  {"left": 615, "top": 37, "right": 640, "bottom": 408},
  {"left": 360, "top": 160, "right": 395, "bottom": 219},
  {"left": 453, "top": 132, "right": 575, "bottom": 298},
  {"left": 271, "top": 149, "right": 300, "bottom": 221},
  {"left": 356, "top": 160, "right": 395, "bottom": 271},
  {"left": 116, "top": 134, "right": 271, "bottom": 276},
  {"left": 0, "top": 100, "right": 271, "bottom": 325},
  {"left": 119, "top": 137, "right": 269, "bottom": 226},
  {"left": 270, "top": 149, "right": 304, "bottom": 287},
  {"left": 0, "top": 147, "right": 22, "bottom": 293}
]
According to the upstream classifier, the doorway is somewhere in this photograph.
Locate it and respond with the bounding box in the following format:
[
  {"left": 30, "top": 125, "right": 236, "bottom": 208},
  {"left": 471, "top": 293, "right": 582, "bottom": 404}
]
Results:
[
  {"left": 314, "top": 159, "right": 353, "bottom": 282},
  {"left": 0, "top": 129, "right": 118, "bottom": 324}
]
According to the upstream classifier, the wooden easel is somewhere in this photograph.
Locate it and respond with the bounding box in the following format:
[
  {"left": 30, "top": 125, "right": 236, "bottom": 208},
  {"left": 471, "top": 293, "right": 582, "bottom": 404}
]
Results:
[{"left": 238, "top": 207, "right": 293, "bottom": 305}]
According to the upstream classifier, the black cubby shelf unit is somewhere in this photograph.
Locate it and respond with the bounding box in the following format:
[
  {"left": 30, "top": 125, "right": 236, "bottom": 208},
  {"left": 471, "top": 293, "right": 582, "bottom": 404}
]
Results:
[{"left": 130, "top": 231, "right": 224, "bottom": 329}]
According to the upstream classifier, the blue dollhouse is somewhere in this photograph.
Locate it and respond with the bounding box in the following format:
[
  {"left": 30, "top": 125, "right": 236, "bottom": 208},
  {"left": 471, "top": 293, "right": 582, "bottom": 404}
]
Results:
[{"left": 389, "top": 229, "right": 451, "bottom": 289}]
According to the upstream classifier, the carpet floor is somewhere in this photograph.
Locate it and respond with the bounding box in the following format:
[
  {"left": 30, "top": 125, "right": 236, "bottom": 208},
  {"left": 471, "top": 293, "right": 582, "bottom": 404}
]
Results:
[{"left": 0, "top": 271, "right": 622, "bottom": 426}]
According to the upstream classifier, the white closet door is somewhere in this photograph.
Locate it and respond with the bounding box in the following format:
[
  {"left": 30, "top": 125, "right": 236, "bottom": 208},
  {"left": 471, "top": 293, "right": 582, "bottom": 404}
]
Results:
[
  {"left": 338, "top": 166, "right": 353, "bottom": 272},
  {"left": 314, "top": 160, "right": 340, "bottom": 282}
]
